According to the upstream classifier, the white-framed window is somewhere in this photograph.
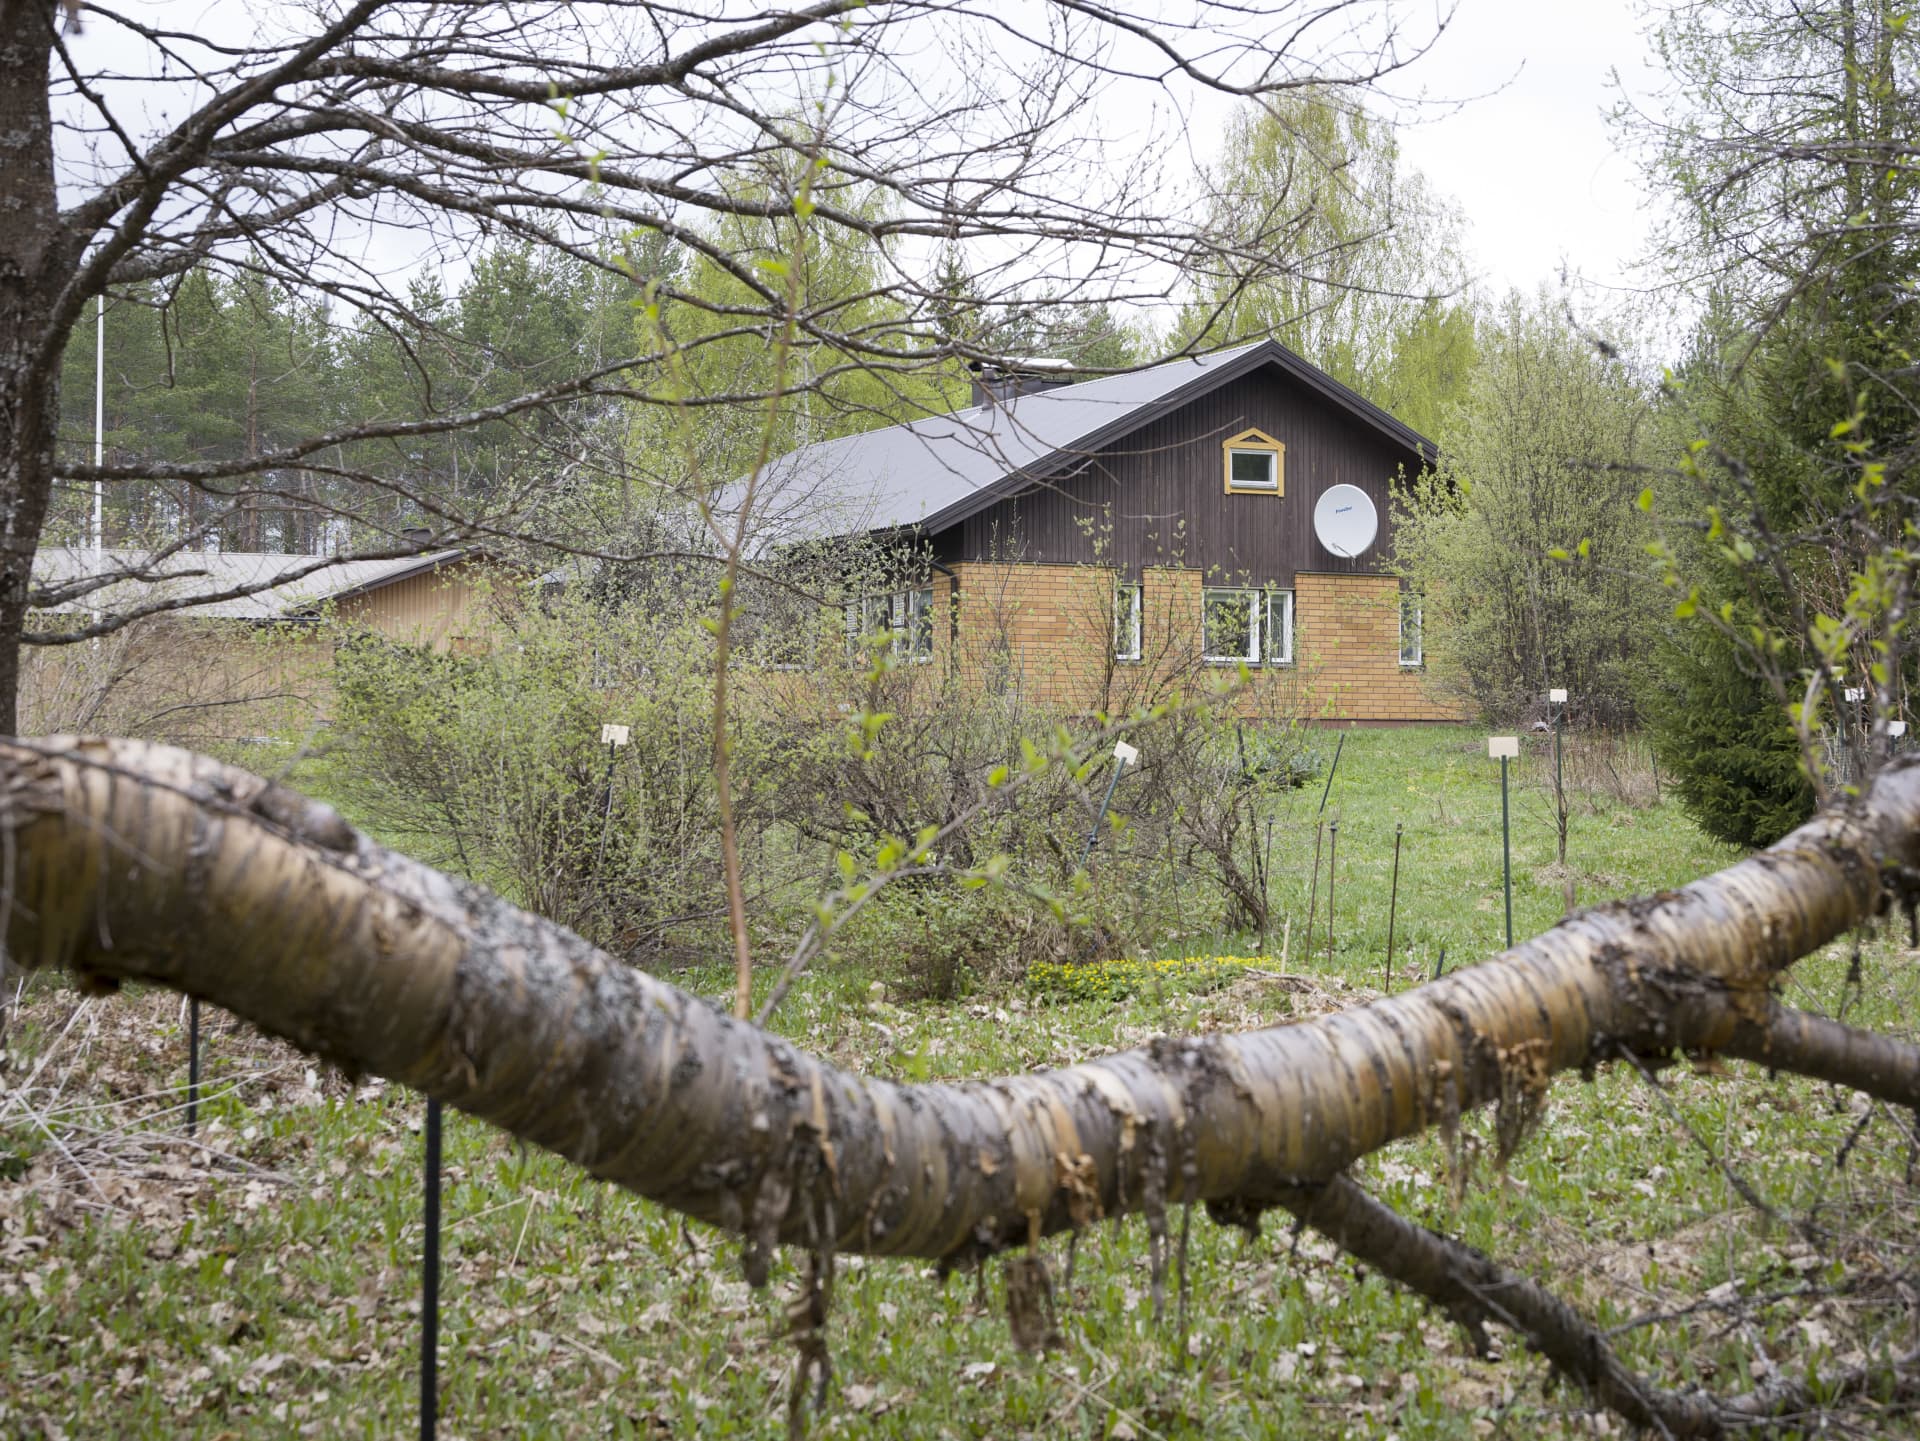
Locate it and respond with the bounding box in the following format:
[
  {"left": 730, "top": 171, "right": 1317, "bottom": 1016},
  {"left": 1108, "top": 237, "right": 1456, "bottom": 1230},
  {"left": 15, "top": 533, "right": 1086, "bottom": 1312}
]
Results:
[
  {"left": 893, "top": 586, "right": 935, "bottom": 662},
  {"left": 1203, "top": 587, "right": 1261, "bottom": 663},
  {"left": 762, "top": 627, "right": 810, "bottom": 671},
  {"left": 848, "top": 587, "right": 934, "bottom": 663},
  {"left": 845, "top": 594, "right": 883, "bottom": 657},
  {"left": 1266, "top": 587, "right": 1294, "bottom": 665},
  {"left": 1222, "top": 427, "right": 1284, "bottom": 495},
  {"left": 1399, "top": 595, "right": 1423, "bottom": 667},
  {"left": 1114, "top": 581, "right": 1142, "bottom": 662}
]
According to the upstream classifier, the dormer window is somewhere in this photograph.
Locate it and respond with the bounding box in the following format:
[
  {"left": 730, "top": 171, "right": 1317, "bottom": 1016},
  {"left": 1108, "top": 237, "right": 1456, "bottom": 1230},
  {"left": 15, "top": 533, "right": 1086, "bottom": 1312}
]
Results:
[{"left": 1223, "top": 428, "right": 1284, "bottom": 495}]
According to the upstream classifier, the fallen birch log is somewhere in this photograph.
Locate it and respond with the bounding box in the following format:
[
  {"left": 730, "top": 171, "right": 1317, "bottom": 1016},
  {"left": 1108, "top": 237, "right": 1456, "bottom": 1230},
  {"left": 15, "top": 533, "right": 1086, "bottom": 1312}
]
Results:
[{"left": 5, "top": 737, "right": 1918, "bottom": 1434}]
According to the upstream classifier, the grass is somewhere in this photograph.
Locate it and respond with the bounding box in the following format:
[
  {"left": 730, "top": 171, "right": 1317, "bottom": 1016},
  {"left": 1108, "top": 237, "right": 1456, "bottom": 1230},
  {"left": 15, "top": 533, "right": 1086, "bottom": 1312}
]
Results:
[
  {"left": 1134, "top": 724, "right": 1733, "bottom": 993},
  {"left": 3, "top": 725, "right": 1917, "bottom": 1438}
]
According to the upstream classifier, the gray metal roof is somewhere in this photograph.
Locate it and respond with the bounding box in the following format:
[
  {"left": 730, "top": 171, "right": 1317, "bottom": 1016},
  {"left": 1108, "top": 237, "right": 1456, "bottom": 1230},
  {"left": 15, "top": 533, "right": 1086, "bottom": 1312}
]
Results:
[
  {"left": 741, "top": 339, "right": 1434, "bottom": 548},
  {"left": 31, "top": 546, "right": 474, "bottom": 622}
]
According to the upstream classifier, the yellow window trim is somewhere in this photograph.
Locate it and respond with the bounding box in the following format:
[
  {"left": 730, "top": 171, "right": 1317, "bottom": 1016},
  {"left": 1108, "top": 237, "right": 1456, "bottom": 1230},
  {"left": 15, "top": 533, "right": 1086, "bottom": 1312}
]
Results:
[{"left": 1223, "top": 427, "right": 1285, "bottom": 496}]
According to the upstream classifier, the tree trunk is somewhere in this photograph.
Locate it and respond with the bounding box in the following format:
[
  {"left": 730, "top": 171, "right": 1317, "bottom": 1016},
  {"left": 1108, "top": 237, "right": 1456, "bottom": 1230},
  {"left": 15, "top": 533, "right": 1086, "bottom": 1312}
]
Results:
[
  {"left": 6, "top": 736, "right": 1920, "bottom": 1272},
  {"left": 11, "top": 736, "right": 1920, "bottom": 1433},
  {"left": 0, "top": 9, "right": 71, "bottom": 737}
]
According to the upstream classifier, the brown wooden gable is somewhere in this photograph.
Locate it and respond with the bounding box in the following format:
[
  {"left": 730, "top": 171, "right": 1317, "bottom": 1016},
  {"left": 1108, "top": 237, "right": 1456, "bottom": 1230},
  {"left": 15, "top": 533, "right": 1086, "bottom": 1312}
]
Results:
[{"left": 939, "top": 364, "right": 1425, "bottom": 588}]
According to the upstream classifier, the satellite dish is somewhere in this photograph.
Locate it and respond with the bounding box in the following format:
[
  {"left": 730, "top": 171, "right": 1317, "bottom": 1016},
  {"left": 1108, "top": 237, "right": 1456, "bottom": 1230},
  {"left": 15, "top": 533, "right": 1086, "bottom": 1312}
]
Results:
[{"left": 1312, "top": 484, "right": 1378, "bottom": 558}]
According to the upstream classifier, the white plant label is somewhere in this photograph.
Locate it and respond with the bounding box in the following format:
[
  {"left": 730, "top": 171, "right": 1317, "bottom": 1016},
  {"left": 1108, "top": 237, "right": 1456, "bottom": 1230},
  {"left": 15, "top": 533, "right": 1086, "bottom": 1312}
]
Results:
[
  {"left": 1488, "top": 736, "right": 1520, "bottom": 759},
  {"left": 601, "top": 724, "right": 631, "bottom": 747},
  {"left": 1113, "top": 741, "right": 1140, "bottom": 766},
  {"left": 1548, "top": 688, "right": 1568, "bottom": 704}
]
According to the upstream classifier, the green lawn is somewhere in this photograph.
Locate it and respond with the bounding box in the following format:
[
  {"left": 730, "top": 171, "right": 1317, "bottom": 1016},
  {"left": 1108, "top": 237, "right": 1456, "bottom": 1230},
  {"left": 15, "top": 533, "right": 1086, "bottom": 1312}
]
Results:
[
  {"left": 3, "top": 726, "right": 1916, "bottom": 1438},
  {"left": 1147, "top": 724, "right": 1735, "bottom": 991}
]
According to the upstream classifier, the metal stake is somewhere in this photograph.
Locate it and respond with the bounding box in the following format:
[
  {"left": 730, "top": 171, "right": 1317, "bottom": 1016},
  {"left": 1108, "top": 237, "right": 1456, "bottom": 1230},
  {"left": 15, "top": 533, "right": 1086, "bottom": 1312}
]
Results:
[
  {"left": 187, "top": 998, "right": 200, "bottom": 1137},
  {"left": 1247, "top": 793, "right": 1267, "bottom": 948},
  {"left": 422, "top": 1097, "right": 443, "bottom": 1441},
  {"left": 1384, "top": 823, "right": 1403, "bottom": 994},
  {"left": 1317, "top": 732, "right": 1346, "bottom": 816},
  {"left": 1553, "top": 712, "right": 1566, "bottom": 864},
  {"left": 595, "top": 725, "right": 632, "bottom": 879},
  {"left": 1303, "top": 819, "right": 1324, "bottom": 963},
  {"left": 1325, "top": 821, "right": 1339, "bottom": 963},
  {"left": 1501, "top": 754, "right": 1514, "bottom": 950}
]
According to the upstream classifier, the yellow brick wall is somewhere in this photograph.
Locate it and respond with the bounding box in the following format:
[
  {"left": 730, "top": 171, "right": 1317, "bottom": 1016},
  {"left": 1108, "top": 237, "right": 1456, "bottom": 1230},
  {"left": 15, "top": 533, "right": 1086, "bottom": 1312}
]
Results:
[
  {"left": 1293, "top": 572, "right": 1457, "bottom": 722},
  {"left": 946, "top": 561, "right": 1117, "bottom": 710},
  {"left": 941, "top": 562, "right": 1460, "bottom": 723}
]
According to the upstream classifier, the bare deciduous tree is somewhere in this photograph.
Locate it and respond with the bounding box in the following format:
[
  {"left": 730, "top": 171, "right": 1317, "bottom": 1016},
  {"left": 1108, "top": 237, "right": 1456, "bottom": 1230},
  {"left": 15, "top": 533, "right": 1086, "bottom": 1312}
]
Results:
[{"left": 0, "top": 0, "right": 1448, "bottom": 733}]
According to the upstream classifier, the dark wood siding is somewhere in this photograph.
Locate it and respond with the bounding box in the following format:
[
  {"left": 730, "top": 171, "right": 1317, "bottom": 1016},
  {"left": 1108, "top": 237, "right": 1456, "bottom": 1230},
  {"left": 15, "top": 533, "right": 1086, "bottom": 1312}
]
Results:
[{"left": 945, "top": 366, "right": 1423, "bottom": 587}]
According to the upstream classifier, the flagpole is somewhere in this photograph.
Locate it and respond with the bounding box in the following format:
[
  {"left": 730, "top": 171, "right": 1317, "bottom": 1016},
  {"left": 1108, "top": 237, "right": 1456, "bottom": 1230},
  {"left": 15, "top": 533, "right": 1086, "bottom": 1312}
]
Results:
[{"left": 93, "top": 293, "right": 105, "bottom": 556}]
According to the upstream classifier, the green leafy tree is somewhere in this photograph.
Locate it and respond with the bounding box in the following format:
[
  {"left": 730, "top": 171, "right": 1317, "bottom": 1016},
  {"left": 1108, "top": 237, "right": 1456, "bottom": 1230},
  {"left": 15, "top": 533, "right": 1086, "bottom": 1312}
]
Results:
[
  {"left": 1622, "top": 0, "right": 1920, "bottom": 839},
  {"left": 1393, "top": 293, "right": 1663, "bottom": 726},
  {"left": 1180, "top": 92, "right": 1476, "bottom": 436}
]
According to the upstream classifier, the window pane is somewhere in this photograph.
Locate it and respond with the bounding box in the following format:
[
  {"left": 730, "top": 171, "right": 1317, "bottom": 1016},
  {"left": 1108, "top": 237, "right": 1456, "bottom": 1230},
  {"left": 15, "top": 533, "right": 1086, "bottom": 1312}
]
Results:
[
  {"left": 907, "top": 587, "right": 934, "bottom": 659},
  {"left": 1204, "top": 588, "right": 1257, "bottom": 660},
  {"left": 843, "top": 598, "right": 863, "bottom": 658},
  {"left": 1399, "top": 597, "right": 1423, "bottom": 666},
  {"left": 1230, "top": 449, "right": 1275, "bottom": 488},
  {"left": 847, "top": 594, "right": 889, "bottom": 660},
  {"left": 1267, "top": 589, "right": 1293, "bottom": 663},
  {"left": 1114, "top": 583, "right": 1141, "bottom": 660}
]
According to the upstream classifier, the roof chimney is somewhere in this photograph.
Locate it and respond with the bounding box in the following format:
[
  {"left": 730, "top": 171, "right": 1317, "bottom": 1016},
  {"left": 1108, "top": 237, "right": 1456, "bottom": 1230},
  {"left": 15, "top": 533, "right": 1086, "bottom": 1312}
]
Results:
[{"left": 968, "top": 357, "right": 1077, "bottom": 408}]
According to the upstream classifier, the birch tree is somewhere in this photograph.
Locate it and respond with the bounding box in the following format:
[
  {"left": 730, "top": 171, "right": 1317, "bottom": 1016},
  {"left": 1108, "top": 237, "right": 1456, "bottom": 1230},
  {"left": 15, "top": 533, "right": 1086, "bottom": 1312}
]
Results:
[{"left": 6, "top": 733, "right": 1920, "bottom": 1436}]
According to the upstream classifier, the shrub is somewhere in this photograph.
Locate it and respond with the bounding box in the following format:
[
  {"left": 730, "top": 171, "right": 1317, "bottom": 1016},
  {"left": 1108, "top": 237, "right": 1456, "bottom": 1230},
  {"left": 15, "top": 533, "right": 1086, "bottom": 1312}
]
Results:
[
  {"left": 1642, "top": 625, "right": 1814, "bottom": 847},
  {"left": 322, "top": 574, "right": 776, "bottom": 955}
]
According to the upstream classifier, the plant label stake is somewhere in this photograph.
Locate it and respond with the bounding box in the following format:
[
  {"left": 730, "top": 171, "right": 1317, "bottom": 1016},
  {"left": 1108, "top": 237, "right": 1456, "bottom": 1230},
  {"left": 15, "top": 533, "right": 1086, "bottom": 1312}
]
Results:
[
  {"left": 422, "top": 1096, "right": 443, "bottom": 1441},
  {"left": 1078, "top": 740, "right": 1138, "bottom": 870},
  {"left": 1489, "top": 737, "right": 1519, "bottom": 949},
  {"left": 187, "top": 997, "right": 200, "bottom": 1138},
  {"left": 1893, "top": 719, "right": 1909, "bottom": 755},
  {"left": 1385, "top": 823, "right": 1403, "bottom": 994},
  {"left": 1304, "top": 818, "right": 1325, "bottom": 962},
  {"left": 595, "top": 724, "right": 631, "bottom": 877},
  {"left": 1843, "top": 688, "right": 1864, "bottom": 782}
]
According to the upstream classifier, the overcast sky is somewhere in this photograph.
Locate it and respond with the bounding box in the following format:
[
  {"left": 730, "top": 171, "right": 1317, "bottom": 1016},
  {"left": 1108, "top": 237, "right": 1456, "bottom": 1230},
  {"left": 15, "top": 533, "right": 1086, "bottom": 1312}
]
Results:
[
  {"left": 1387, "top": 0, "right": 1665, "bottom": 305},
  {"left": 65, "top": 0, "right": 1674, "bottom": 332}
]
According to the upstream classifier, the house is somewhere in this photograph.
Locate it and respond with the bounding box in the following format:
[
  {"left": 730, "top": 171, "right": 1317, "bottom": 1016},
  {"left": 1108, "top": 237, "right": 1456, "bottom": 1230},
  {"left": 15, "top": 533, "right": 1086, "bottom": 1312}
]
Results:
[
  {"left": 750, "top": 339, "right": 1457, "bottom": 723},
  {"left": 32, "top": 543, "right": 498, "bottom": 649},
  {"left": 24, "top": 544, "right": 507, "bottom": 742}
]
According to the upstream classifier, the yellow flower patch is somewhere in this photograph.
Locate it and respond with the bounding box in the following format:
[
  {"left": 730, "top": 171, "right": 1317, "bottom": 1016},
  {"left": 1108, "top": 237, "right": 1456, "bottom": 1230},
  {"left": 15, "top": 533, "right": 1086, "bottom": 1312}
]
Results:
[{"left": 1026, "top": 953, "right": 1273, "bottom": 1003}]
